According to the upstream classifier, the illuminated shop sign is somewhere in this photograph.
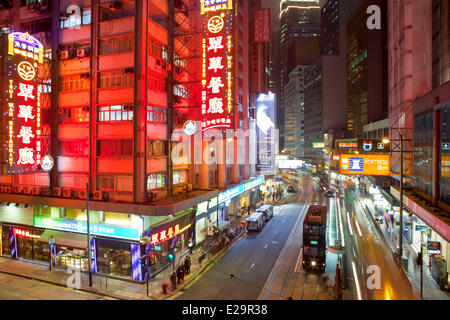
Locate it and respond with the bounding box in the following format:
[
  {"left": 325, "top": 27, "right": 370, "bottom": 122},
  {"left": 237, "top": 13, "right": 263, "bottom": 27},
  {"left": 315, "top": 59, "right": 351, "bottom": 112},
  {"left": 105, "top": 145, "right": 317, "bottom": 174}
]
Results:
[
  {"left": 4, "top": 32, "right": 44, "bottom": 174},
  {"left": 150, "top": 224, "right": 194, "bottom": 246},
  {"left": 338, "top": 142, "right": 358, "bottom": 149},
  {"left": 331, "top": 155, "right": 340, "bottom": 162},
  {"left": 201, "top": 4, "right": 234, "bottom": 131},
  {"left": 218, "top": 176, "right": 265, "bottom": 204},
  {"left": 200, "top": 0, "right": 233, "bottom": 15},
  {"left": 339, "top": 154, "right": 390, "bottom": 176},
  {"left": 13, "top": 228, "right": 40, "bottom": 239},
  {"left": 442, "top": 156, "right": 450, "bottom": 178},
  {"left": 33, "top": 216, "right": 141, "bottom": 241},
  {"left": 313, "top": 142, "right": 325, "bottom": 149}
]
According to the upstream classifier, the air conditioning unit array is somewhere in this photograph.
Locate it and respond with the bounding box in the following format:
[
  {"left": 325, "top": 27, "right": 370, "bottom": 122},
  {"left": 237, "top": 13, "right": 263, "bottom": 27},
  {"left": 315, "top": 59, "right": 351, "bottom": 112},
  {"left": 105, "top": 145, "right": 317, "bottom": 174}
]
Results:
[
  {"left": 41, "top": 187, "right": 51, "bottom": 196},
  {"left": 4, "top": 187, "right": 11, "bottom": 193},
  {"left": 13, "top": 185, "right": 23, "bottom": 194},
  {"left": 76, "top": 189, "right": 87, "bottom": 200},
  {"left": 63, "top": 188, "right": 74, "bottom": 198},
  {"left": 77, "top": 48, "right": 85, "bottom": 58},
  {"left": 60, "top": 50, "right": 69, "bottom": 60},
  {"left": 94, "top": 190, "right": 108, "bottom": 201},
  {"left": 32, "top": 187, "right": 41, "bottom": 195},
  {"left": 53, "top": 187, "right": 62, "bottom": 197},
  {"left": 148, "top": 192, "right": 158, "bottom": 202},
  {"left": 183, "top": 184, "right": 193, "bottom": 192}
]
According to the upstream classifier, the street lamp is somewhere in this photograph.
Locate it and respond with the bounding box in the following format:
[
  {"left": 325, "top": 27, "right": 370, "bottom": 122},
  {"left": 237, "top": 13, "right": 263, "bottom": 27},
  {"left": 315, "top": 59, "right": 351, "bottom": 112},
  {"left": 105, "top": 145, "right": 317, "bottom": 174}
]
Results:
[{"left": 382, "top": 138, "right": 390, "bottom": 144}]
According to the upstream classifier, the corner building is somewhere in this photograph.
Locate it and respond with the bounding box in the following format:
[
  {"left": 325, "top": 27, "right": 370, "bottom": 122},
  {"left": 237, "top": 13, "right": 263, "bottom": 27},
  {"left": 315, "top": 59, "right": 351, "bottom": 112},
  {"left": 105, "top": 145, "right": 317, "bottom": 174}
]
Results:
[{"left": 0, "top": 0, "right": 262, "bottom": 282}]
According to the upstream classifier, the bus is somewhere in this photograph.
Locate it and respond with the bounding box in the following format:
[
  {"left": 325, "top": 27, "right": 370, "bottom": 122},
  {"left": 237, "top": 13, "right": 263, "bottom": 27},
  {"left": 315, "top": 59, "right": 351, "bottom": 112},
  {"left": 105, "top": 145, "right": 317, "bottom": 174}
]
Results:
[
  {"left": 245, "top": 211, "right": 265, "bottom": 232},
  {"left": 302, "top": 205, "right": 328, "bottom": 273}
]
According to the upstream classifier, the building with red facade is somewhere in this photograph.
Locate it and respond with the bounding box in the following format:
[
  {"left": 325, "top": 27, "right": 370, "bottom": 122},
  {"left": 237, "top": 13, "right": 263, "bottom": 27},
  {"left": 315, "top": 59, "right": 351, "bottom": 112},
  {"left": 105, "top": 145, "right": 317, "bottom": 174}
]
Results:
[{"left": 0, "top": 0, "right": 265, "bottom": 282}]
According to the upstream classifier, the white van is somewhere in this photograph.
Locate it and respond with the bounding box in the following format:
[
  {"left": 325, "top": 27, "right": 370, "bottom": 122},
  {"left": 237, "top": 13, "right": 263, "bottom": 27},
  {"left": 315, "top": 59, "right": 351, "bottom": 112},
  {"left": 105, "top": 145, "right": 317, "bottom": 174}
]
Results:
[
  {"left": 257, "top": 205, "right": 274, "bottom": 222},
  {"left": 245, "top": 211, "right": 265, "bottom": 232}
]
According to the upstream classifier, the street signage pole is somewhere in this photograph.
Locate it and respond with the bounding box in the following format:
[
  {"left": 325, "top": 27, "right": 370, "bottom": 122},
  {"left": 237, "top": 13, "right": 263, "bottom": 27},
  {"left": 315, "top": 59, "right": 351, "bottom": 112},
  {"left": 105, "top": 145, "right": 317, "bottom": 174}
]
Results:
[
  {"left": 399, "top": 134, "right": 404, "bottom": 261},
  {"left": 86, "top": 183, "right": 92, "bottom": 287}
]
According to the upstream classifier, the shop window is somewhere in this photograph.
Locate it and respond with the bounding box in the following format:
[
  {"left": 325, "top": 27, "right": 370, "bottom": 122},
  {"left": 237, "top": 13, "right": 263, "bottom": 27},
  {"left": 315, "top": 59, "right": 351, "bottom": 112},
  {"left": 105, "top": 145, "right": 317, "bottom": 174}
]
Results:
[
  {"left": 147, "top": 173, "right": 166, "bottom": 190},
  {"left": 96, "top": 239, "right": 132, "bottom": 278},
  {"left": 98, "top": 140, "right": 132, "bottom": 156},
  {"left": 98, "top": 105, "right": 134, "bottom": 122},
  {"left": 147, "top": 140, "right": 167, "bottom": 157}
]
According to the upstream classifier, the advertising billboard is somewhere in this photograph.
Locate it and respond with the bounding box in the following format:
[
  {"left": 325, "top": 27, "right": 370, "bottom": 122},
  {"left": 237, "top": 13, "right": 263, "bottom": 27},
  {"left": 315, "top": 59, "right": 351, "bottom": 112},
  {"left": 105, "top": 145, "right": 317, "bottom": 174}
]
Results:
[
  {"left": 254, "top": 9, "right": 270, "bottom": 43},
  {"left": 339, "top": 154, "right": 390, "bottom": 176},
  {"left": 313, "top": 142, "right": 325, "bottom": 149},
  {"left": 3, "top": 32, "right": 44, "bottom": 174},
  {"left": 358, "top": 139, "right": 390, "bottom": 154},
  {"left": 256, "top": 93, "right": 276, "bottom": 171},
  {"left": 201, "top": 4, "right": 235, "bottom": 131}
]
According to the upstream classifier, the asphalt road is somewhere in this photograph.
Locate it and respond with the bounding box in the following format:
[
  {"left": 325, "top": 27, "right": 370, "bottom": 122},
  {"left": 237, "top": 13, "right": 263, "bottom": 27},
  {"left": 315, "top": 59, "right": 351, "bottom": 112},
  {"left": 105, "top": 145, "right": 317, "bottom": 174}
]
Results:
[
  {"left": 175, "top": 175, "right": 315, "bottom": 300},
  {"left": 0, "top": 272, "right": 114, "bottom": 300}
]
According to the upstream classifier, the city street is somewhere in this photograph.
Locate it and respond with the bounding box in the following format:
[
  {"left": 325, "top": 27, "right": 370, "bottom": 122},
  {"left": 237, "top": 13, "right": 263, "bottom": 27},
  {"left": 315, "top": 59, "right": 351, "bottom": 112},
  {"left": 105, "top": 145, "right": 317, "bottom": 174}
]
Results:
[
  {"left": 0, "top": 272, "right": 114, "bottom": 300},
  {"left": 174, "top": 176, "right": 315, "bottom": 300}
]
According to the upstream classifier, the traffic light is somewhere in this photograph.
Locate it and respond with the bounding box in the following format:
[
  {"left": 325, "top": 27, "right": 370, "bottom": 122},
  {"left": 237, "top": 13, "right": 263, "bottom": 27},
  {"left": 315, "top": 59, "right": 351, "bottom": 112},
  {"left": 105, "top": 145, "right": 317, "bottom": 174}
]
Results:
[
  {"left": 168, "top": 251, "right": 175, "bottom": 262},
  {"left": 141, "top": 256, "right": 147, "bottom": 269}
]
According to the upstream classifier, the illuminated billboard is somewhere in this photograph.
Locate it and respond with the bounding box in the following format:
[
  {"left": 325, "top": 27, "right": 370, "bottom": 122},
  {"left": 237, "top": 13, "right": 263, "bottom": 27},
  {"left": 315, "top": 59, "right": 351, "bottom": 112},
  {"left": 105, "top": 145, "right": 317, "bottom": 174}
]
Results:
[
  {"left": 442, "top": 155, "right": 450, "bottom": 178},
  {"left": 339, "top": 154, "right": 390, "bottom": 176},
  {"left": 313, "top": 142, "right": 325, "bottom": 149},
  {"left": 256, "top": 93, "right": 276, "bottom": 171},
  {"left": 201, "top": 4, "right": 234, "bottom": 131},
  {"left": 3, "top": 32, "right": 44, "bottom": 174},
  {"left": 200, "top": 0, "right": 233, "bottom": 15}
]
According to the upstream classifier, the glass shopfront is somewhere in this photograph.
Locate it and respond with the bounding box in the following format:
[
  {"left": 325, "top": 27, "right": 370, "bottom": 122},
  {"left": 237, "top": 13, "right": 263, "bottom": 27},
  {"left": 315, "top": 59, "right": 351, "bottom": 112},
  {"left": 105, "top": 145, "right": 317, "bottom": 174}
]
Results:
[{"left": 96, "top": 238, "right": 132, "bottom": 278}]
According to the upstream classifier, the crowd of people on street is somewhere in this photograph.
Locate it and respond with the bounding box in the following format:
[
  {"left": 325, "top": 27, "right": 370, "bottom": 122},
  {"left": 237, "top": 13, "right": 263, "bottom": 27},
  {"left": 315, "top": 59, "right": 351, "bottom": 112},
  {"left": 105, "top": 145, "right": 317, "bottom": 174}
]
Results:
[{"left": 170, "top": 255, "right": 191, "bottom": 291}]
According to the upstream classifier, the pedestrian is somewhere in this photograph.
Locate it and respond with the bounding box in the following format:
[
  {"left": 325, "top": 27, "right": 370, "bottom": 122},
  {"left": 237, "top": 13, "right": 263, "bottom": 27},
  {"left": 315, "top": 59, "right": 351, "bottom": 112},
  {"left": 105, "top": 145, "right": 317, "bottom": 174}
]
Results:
[
  {"left": 183, "top": 256, "right": 189, "bottom": 275},
  {"left": 176, "top": 265, "right": 182, "bottom": 284},
  {"left": 247, "top": 205, "right": 251, "bottom": 216},
  {"left": 272, "top": 193, "right": 275, "bottom": 201},
  {"left": 170, "top": 269, "right": 177, "bottom": 290},
  {"left": 185, "top": 255, "right": 191, "bottom": 275},
  {"left": 188, "top": 237, "right": 194, "bottom": 254}
]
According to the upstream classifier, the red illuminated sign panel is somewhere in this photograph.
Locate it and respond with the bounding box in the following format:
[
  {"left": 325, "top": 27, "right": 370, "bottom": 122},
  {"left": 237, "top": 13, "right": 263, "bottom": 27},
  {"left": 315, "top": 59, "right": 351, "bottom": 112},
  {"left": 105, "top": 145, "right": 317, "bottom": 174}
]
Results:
[
  {"left": 201, "top": 7, "right": 234, "bottom": 132},
  {"left": 331, "top": 155, "right": 340, "bottom": 162},
  {"left": 13, "top": 228, "right": 40, "bottom": 239},
  {"left": 255, "top": 9, "right": 271, "bottom": 43},
  {"left": 5, "top": 32, "right": 43, "bottom": 174},
  {"left": 151, "top": 224, "right": 181, "bottom": 245}
]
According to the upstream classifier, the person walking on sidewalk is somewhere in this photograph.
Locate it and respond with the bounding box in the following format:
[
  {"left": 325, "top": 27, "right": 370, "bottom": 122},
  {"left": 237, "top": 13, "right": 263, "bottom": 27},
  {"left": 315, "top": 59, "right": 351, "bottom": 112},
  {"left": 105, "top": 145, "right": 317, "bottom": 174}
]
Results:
[
  {"left": 188, "top": 237, "right": 194, "bottom": 254},
  {"left": 170, "top": 269, "right": 177, "bottom": 290},
  {"left": 184, "top": 255, "right": 191, "bottom": 275},
  {"left": 176, "top": 265, "right": 182, "bottom": 284}
]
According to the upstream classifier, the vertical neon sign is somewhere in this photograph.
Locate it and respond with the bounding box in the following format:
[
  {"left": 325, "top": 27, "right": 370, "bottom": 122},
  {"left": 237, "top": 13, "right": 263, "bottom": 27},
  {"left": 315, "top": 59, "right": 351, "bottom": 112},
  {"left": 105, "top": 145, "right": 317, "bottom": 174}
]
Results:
[
  {"left": 5, "top": 32, "right": 43, "bottom": 173},
  {"left": 201, "top": 0, "right": 234, "bottom": 132}
]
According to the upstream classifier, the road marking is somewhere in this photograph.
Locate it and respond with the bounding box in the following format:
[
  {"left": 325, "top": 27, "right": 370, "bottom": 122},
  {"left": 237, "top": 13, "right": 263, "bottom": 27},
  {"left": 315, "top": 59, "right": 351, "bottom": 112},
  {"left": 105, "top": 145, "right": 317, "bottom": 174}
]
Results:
[
  {"left": 272, "top": 241, "right": 279, "bottom": 244},
  {"left": 294, "top": 248, "right": 303, "bottom": 273},
  {"left": 352, "top": 261, "right": 363, "bottom": 300},
  {"left": 347, "top": 212, "right": 354, "bottom": 236},
  {"left": 250, "top": 263, "right": 255, "bottom": 269},
  {"left": 354, "top": 217, "right": 363, "bottom": 237},
  {"left": 264, "top": 244, "right": 268, "bottom": 248}
]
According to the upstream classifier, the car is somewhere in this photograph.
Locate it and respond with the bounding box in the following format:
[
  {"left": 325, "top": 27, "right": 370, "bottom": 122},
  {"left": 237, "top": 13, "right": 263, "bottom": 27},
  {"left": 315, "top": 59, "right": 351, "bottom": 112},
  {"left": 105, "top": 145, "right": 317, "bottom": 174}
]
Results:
[
  {"left": 375, "top": 217, "right": 384, "bottom": 224},
  {"left": 287, "top": 185, "right": 295, "bottom": 193}
]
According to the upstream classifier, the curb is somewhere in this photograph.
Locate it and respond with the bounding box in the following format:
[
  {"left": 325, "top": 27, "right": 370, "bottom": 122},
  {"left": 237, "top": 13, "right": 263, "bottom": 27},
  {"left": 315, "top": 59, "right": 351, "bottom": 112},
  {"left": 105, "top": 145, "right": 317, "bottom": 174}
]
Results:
[
  {"left": 0, "top": 268, "right": 123, "bottom": 300},
  {"left": 163, "top": 229, "right": 247, "bottom": 300}
]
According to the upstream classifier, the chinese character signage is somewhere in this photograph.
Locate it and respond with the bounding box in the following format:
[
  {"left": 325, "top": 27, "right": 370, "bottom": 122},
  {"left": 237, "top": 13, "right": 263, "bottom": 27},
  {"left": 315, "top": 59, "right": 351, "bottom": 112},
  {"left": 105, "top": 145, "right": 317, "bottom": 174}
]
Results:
[
  {"left": 339, "top": 154, "right": 390, "bottom": 176},
  {"left": 4, "top": 32, "right": 44, "bottom": 174},
  {"left": 200, "top": 0, "right": 233, "bottom": 15},
  {"left": 201, "top": 4, "right": 234, "bottom": 131},
  {"left": 255, "top": 9, "right": 271, "bottom": 43}
]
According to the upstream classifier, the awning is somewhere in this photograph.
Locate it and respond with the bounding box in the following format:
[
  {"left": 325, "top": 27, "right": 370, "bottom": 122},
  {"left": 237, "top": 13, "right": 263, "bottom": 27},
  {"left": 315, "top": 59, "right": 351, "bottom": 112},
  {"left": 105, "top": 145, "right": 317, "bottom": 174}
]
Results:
[{"left": 39, "top": 229, "right": 88, "bottom": 249}]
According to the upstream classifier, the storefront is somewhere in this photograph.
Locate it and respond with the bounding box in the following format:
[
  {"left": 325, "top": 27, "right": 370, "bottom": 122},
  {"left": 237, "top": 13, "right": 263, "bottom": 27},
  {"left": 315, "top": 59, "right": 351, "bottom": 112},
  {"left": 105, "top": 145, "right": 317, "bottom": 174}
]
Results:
[{"left": 144, "top": 209, "right": 195, "bottom": 277}]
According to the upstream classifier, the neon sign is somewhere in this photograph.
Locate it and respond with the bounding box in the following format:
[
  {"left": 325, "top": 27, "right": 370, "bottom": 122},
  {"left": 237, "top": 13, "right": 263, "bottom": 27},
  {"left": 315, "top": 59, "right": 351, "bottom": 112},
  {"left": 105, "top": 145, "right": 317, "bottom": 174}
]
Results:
[
  {"left": 150, "top": 224, "right": 183, "bottom": 245},
  {"left": 200, "top": 0, "right": 233, "bottom": 15},
  {"left": 13, "top": 228, "right": 40, "bottom": 239},
  {"left": 201, "top": 6, "right": 234, "bottom": 131},
  {"left": 4, "top": 32, "right": 43, "bottom": 173}
]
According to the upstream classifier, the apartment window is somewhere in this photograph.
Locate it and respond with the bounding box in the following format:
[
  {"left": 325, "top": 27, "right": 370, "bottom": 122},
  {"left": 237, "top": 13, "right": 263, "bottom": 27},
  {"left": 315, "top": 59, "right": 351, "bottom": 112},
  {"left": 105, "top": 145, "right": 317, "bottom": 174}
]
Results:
[
  {"left": 58, "top": 107, "right": 90, "bottom": 123},
  {"left": 98, "top": 105, "right": 133, "bottom": 122},
  {"left": 99, "top": 176, "right": 115, "bottom": 190},
  {"left": 147, "top": 173, "right": 166, "bottom": 190},
  {"left": 99, "top": 36, "right": 134, "bottom": 55},
  {"left": 147, "top": 140, "right": 167, "bottom": 157},
  {"left": 82, "top": 9, "right": 91, "bottom": 25},
  {"left": 173, "top": 171, "right": 187, "bottom": 185},
  {"left": 147, "top": 106, "right": 168, "bottom": 123},
  {"left": 148, "top": 74, "right": 166, "bottom": 92},
  {"left": 150, "top": 40, "right": 163, "bottom": 58},
  {"left": 61, "top": 75, "right": 90, "bottom": 91},
  {"left": 59, "top": 140, "right": 89, "bottom": 156},
  {"left": 98, "top": 140, "right": 132, "bottom": 156},
  {"left": 174, "top": 84, "right": 188, "bottom": 98},
  {"left": 98, "top": 71, "right": 134, "bottom": 89}
]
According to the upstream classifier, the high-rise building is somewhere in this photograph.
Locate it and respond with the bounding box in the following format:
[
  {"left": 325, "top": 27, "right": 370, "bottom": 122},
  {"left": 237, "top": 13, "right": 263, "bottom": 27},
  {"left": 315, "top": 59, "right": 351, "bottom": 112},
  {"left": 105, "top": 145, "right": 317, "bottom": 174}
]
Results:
[
  {"left": 284, "top": 65, "right": 306, "bottom": 158},
  {"left": 0, "top": 0, "right": 265, "bottom": 282},
  {"left": 303, "top": 0, "right": 362, "bottom": 167},
  {"left": 279, "top": 0, "right": 320, "bottom": 150},
  {"left": 346, "top": 0, "right": 388, "bottom": 137}
]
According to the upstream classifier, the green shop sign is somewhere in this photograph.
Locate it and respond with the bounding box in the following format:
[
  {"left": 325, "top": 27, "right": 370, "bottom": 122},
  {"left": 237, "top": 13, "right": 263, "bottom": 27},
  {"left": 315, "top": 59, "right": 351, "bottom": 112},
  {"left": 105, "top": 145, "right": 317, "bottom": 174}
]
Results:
[{"left": 34, "top": 216, "right": 140, "bottom": 240}]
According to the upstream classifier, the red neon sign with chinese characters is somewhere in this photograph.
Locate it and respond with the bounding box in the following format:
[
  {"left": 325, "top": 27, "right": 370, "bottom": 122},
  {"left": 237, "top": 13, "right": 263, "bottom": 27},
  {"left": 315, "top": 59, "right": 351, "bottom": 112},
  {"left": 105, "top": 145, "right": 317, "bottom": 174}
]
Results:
[
  {"left": 151, "top": 224, "right": 181, "bottom": 245},
  {"left": 13, "top": 228, "right": 40, "bottom": 239},
  {"left": 5, "top": 32, "right": 43, "bottom": 174},
  {"left": 201, "top": 7, "right": 234, "bottom": 132}
]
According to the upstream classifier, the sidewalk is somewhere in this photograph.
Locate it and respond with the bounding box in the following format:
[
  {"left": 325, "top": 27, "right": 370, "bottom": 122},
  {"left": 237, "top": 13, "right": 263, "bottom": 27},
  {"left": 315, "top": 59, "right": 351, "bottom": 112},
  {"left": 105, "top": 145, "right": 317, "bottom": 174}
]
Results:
[
  {"left": 0, "top": 228, "right": 247, "bottom": 300},
  {"left": 362, "top": 197, "right": 450, "bottom": 300}
]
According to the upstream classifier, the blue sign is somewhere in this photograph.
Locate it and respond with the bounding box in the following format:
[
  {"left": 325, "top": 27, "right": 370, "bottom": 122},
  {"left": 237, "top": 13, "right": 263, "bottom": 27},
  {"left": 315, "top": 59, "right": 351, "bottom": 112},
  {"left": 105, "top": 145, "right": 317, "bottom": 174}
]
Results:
[
  {"left": 349, "top": 158, "right": 364, "bottom": 172},
  {"left": 218, "top": 176, "right": 265, "bottom": 204}
]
